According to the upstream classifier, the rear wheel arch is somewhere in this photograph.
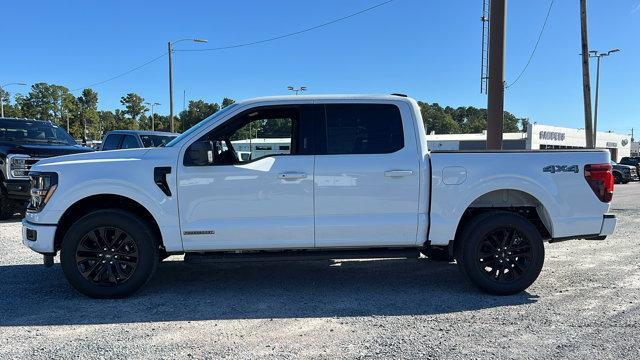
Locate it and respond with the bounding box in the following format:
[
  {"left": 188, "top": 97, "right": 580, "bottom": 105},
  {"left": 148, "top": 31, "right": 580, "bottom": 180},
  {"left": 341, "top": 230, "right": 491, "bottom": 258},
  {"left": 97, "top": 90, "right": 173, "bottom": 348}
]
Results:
[
  {"left": 54, "top": 194, "right": 165, "bottom": 256},
  {"left": 451, "top": 189, "right": 552, "bottom": 254}
]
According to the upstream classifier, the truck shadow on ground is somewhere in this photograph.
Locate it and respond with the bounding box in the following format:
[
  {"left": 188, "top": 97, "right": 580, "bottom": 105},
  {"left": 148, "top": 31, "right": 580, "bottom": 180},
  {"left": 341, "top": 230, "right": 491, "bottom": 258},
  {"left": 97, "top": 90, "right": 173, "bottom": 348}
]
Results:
[{"left": 0, "top": 258, "right": 538, "bottom": 326}]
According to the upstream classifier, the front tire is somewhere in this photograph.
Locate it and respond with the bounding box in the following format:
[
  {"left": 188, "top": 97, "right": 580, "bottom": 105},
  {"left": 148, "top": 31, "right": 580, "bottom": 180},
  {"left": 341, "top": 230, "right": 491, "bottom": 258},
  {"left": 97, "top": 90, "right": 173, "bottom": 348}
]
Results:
[
  {"left": 60, "top": 209, "right": 158, "bottom": 298},
  {"left": 613, "top": 172, "right": 622, "bottom": 184},
  {"left": 456, "top": 211, "right": 544, "bottom": 295}
]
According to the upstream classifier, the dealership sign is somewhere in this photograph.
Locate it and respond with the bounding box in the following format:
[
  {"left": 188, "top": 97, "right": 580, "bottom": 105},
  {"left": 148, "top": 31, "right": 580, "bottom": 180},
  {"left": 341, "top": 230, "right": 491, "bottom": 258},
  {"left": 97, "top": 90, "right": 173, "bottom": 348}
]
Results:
[{"left": 539, "top": 131, "right": 566, "bottom": 142}]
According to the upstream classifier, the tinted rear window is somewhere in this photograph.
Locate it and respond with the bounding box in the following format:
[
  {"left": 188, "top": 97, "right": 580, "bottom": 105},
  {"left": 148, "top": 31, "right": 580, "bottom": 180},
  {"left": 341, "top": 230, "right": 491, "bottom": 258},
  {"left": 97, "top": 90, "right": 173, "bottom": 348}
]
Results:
[
  {"left": 323, "top": 104, "right": 404, "bottom": 155},
  {"left": 121, "top": 135, "right": 139, "bottom": 149},
  {"left": 101, "top": 134, "right": 122, "bottom": 150}
]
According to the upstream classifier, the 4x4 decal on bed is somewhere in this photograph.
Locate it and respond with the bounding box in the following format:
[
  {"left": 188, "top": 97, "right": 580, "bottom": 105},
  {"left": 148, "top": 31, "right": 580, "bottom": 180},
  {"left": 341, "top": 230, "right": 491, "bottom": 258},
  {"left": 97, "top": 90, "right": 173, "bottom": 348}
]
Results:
[{"left": 543, "top": 165, "right": 580, "bottom": 174}]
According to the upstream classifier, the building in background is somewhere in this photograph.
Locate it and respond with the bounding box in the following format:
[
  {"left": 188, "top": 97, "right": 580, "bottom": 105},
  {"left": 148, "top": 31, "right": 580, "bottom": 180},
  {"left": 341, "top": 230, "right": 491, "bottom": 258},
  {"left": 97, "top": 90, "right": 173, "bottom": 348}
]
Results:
[
  {"left": 631, "top": 141, "right": 639, "bottom": 157},
  {"left": 426, "top": 124, "right": 631, "bottom": 161}
]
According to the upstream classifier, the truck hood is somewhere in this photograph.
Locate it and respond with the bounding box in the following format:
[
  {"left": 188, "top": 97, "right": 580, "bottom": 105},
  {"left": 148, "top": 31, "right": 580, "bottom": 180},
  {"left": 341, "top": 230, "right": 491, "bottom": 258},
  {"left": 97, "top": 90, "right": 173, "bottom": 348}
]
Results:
[
  {"left": 0, "top": 143, "right": 94, "bottom": 157},
  {"left": 32, "top": 148, "right": 151, "bottom": 168}
]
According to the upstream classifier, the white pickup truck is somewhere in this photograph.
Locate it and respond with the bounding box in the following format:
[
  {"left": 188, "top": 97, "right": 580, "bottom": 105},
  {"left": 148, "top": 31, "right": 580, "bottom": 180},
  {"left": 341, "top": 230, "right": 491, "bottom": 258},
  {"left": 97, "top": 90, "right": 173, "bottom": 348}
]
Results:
[{"left": 22, "top": 95, "right": 617, "bottom": 298}]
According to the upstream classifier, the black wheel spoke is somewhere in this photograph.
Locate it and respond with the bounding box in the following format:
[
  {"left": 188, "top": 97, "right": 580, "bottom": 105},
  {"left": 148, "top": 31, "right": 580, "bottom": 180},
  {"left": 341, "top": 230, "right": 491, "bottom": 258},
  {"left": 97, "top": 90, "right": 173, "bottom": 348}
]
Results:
[
  {"left": 76, "top": 226, "right": 138, "bottom": 286},
  {"left": 477, "top": 225, "right": 533, "bottom": 284}
]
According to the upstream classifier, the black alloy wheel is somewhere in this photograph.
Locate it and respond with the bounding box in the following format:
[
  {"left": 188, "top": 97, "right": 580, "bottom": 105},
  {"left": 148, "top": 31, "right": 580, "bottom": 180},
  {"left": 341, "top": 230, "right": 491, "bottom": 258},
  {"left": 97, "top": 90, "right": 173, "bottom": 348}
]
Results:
[
  {"left": 61, "top": 209, "right": 158, "bottom": 298},
  {"left": 476, "top": 227, "right": 532, "bottom": 283},
  {"left": 75, "top": 227, "right": 139, "bottom": 286},
  {"left": 457, "top": 211, "right": 545, "bottom": 295}
]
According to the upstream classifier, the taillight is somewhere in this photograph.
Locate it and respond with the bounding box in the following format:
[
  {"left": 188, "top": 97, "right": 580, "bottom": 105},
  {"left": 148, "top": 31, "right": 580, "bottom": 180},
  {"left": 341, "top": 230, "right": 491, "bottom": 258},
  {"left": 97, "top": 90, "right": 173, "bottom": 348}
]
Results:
[{"left": 584, "top": 163, "right": 614, "bottom": 203}]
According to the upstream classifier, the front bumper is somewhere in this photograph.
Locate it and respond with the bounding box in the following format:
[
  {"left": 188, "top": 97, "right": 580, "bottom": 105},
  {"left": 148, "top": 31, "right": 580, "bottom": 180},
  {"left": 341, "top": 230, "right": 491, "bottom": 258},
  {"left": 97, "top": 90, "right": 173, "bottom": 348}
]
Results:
[
  {"left": 22, "top": 219, "right": 57, "bottom": 254},
  {"left": 599, "top": 214, "right": 616, "bottom": 236}
]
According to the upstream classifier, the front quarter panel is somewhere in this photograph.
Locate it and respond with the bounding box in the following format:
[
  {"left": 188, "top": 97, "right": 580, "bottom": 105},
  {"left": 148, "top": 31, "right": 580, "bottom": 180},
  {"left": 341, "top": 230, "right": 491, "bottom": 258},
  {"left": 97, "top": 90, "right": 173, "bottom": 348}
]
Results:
[{"left": 26, "top": 147, "right": 183, "bottom": 252}]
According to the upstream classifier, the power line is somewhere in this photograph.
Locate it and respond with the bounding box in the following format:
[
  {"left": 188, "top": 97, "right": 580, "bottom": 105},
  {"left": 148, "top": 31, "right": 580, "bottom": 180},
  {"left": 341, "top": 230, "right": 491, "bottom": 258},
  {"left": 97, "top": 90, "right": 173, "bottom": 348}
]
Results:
[
  {"left": 506, "top": 0, "right": 554, "bottom": 89},
  {"left": 72, "top": 52, "right": 168, "bottom": 92},
  {"left": 70, "top": 0, "right": 395, "bottom": 92},
  {"left": 176, "top": 0, "right": 395, "bottom": 53}
]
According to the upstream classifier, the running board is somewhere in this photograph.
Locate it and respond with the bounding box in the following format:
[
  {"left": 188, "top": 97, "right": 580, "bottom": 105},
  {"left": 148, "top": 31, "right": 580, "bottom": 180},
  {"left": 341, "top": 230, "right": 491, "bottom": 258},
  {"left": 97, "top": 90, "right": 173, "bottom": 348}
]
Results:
[{"left": 184, "top": 248, "right": 421, "bottom": 264}]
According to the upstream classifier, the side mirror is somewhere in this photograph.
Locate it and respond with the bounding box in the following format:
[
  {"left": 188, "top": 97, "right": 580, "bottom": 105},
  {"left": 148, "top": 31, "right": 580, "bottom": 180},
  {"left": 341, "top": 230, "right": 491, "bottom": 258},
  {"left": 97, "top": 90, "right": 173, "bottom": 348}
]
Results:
[{"left": 187, "top": 140, "right": 214, "bottom": 166}]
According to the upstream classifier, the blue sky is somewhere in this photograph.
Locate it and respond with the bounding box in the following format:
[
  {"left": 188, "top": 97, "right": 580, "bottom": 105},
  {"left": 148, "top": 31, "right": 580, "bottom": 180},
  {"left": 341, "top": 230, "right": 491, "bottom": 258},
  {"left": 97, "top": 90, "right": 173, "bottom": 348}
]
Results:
[{"left": 2, "top": 0, "right": 639, "bottom": 134}]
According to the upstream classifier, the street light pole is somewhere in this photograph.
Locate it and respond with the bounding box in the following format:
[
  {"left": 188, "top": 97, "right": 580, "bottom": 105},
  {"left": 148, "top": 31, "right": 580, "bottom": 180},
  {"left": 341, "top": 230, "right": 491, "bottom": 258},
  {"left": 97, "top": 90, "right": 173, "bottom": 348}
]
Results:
[
  {"left": 145, "top": 102, "right": 161, "bottom": 131},
  {"left": 168, "top": 38, "right": 208, "bottom": 133},
  {"left": 0, "top": 82, "right": 26, "bottom": 117},
  {"left": 590, "top": 49, "right": 620, "bottom": 146},
  {"left": 168, "top": 41, "right": 174, "bottom": 132}
]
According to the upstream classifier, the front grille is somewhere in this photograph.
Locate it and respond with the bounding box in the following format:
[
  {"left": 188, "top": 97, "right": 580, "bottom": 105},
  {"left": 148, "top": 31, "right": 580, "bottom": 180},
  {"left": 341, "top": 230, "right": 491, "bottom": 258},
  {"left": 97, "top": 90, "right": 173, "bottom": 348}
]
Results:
[{"left": 6, "top": 155, "right": 43, "bottom": 179}]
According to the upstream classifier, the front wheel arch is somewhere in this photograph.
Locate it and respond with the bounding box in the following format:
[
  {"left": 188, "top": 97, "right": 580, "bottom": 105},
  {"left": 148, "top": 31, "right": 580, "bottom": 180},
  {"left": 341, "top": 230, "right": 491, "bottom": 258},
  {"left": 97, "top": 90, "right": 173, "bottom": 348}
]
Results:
[{"left": 54, "top": 194, "right": 164, "bottom": 256}]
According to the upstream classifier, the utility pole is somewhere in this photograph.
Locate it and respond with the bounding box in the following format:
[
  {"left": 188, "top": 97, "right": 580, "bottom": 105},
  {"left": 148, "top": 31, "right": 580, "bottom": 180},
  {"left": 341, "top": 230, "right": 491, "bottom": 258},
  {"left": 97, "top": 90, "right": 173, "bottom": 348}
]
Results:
[
  {"left": 486, "top": 0, "right": 506, "bottom": 150},
  {"left": 580, "top": 0, "right": 594, "bottom": 148}
]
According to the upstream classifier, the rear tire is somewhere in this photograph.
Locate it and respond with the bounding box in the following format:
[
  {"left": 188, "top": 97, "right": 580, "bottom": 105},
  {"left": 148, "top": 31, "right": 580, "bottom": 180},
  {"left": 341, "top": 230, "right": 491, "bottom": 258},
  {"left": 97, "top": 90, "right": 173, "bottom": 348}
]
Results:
[
  {"left": 456, "top": 211, "right": 544, "bottom": 295},
  {"left": 60, "top": 209, "right": 158, "bottom": 298}
]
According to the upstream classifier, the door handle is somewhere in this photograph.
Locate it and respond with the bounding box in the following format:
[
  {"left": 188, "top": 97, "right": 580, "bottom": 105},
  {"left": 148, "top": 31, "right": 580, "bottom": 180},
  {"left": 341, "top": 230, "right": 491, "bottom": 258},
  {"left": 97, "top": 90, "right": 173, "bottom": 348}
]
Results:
[
  {"left": 278, "top": 172, "right": 307, "bottom": 180},
  {"left": 384, "top": 170, "right": 414, "bottom": 177}
]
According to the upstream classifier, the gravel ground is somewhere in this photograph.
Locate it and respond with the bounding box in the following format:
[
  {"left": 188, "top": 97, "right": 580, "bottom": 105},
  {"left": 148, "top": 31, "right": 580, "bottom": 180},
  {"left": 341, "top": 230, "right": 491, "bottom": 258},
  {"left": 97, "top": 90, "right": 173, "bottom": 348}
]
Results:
[{"left": 1, "top": 183, "right": 639, "bottom": 359}]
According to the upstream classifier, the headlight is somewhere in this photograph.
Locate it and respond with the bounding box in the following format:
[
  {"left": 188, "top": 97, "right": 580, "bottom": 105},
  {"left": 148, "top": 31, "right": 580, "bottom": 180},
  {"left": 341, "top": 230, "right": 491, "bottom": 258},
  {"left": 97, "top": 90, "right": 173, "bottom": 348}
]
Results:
[{"left": 27, "top": 172, "right": 58, "bottom": 213}]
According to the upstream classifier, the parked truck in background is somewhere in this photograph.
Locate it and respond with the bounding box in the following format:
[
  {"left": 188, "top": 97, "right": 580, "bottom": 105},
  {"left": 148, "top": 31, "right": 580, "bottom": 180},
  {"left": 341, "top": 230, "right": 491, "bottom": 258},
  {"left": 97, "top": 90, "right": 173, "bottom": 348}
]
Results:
[
  {"left": 21, "top": 95, "right": 617, "bottom": 298},
  {"left": 0, "top": 118, "right": 93, "bottom": 219}
]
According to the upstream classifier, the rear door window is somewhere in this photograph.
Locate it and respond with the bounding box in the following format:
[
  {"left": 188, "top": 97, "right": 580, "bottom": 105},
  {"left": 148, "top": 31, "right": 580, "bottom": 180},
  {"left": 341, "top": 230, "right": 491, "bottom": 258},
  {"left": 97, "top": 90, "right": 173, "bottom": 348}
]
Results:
[
  {"left": 320, "top": 104, "right": 404, "bottom": 155},
  {"left": 101, "top": 134, "right": 123, "bottom": 150},
  {"left": 121, "top": 135, "right": 140, "bottom": 149}
]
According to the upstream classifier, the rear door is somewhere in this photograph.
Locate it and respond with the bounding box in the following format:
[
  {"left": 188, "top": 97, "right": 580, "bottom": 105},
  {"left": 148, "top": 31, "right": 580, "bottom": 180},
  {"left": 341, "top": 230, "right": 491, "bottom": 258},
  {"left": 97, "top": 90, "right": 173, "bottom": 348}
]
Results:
[{"left": 313, "top": 102, "right": 421, "bottom": 247}]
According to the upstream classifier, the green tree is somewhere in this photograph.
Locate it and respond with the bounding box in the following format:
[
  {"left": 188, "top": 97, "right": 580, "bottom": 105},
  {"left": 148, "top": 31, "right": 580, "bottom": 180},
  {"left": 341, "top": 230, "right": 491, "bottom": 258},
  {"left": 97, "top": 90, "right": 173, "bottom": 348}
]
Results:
[
  {"left": 0, "top": 89, "right": 23, "bottom": 118},
  {"left": 120, "top": 93, "right": 146, "bottom": 124},
  {"left": 16, "top": 83, "right": 78, "bottom": 129},
  {"left": 221, "top": 97, "right": 235, "bottom": 108},
  {"left": 77, "top": 88, "right": 100, "bottom": 141},
  {"left": 418, "top": 102, "right": 461, "bottom": 134},
  {"left": 179, "top": 100, "right": 220, "bottom": 131}
]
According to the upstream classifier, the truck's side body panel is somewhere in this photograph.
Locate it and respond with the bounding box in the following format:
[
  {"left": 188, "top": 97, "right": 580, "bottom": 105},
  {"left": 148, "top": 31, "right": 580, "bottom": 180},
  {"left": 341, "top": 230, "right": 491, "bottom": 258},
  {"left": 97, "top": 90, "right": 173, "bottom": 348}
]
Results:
[{"left": 428, "top": 150, "right": 612, "bottom": 245}]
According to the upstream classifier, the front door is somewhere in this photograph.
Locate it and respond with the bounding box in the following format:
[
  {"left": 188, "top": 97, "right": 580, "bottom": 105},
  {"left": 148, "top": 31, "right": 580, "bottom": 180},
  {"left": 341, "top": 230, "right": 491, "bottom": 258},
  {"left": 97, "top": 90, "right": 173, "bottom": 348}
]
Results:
[{"left": 177, "top": 105, "right": 316, "bottom": 251}]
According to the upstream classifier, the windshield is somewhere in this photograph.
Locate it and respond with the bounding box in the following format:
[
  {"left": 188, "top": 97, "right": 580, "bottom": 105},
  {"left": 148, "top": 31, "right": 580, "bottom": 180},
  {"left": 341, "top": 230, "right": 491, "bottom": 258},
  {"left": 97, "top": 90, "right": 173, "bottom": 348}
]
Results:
[
  {"left": 164, "top": 103, "right": 239, "bottom": 147},
  {"left": 140, "top": 134, "right": 177, "bottom": 148},
  {"left": 0, "top": 119, "right": 77, "bottom": 145}
]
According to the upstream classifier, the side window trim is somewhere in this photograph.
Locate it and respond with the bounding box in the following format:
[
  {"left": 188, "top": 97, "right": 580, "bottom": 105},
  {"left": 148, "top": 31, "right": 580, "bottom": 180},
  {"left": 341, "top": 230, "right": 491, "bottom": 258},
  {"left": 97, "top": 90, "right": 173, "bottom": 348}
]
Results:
[{"left": 183, "top": 104, "right": 319, "bottom": 167}]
